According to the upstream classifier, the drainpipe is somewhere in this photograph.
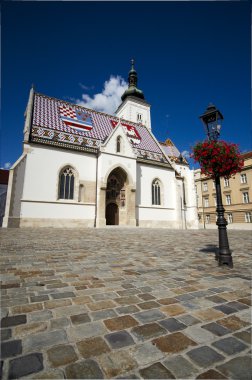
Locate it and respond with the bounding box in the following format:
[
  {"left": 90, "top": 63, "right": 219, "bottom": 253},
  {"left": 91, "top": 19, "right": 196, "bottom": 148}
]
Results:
[
  {"left": 200, "top": 178, "right": 206, "bottom": 229},
  {"left": 182, "top": 177, "right": 187, "bottom": 229},
  {"left": 94, "top": 150, "right": 99, "bottom": 227}
]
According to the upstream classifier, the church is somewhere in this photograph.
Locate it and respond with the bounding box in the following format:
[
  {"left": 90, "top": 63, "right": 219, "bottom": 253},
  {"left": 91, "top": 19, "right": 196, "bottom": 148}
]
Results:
[{"left": 3, "top": 61, "right": 198, "bottom": 229}]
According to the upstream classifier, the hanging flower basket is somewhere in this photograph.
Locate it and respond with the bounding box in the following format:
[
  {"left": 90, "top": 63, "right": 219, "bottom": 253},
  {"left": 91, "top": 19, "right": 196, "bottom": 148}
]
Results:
[{"left": 191, "top": 140, "right": 244, "bottom": 178}]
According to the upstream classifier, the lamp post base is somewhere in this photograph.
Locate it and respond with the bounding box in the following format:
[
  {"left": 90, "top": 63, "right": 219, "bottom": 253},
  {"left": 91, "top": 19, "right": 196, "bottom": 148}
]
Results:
[{"left": 218, "top": 253, "right": 233, "bottom": 268}]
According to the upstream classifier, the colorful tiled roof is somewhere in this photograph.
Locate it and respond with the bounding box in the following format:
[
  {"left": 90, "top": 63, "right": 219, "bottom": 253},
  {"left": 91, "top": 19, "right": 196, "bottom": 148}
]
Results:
[
  {"left": 159, "top": 139, "right": 188, "bottom": 165},
  {"left": 160, "top": 139, "right": 180, "bottom": 157},
  {"left": 241, "top": 151, "right": 252, "bottom": 160},
  {"left": 31, "top": 93, "right": 170, "bottom": 164}
]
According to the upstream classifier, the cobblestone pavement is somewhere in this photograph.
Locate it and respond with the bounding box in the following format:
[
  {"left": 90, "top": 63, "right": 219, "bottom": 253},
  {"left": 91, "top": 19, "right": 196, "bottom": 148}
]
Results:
[{"left": 0, "top": 228, "right": 251, "bottom": 380}]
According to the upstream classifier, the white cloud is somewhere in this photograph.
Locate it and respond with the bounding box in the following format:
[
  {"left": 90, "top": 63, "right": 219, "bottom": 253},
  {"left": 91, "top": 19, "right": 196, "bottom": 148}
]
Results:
[
  {"left": 78, "top": 82, "right": 94, "bottom": 91},
  {"left": 0, "top": 162, "right": 12, "bottom": 169},
  {"left": 181, "top": 150, "right": 191, "bottom": 159},
  {"left": 3, "top": 162, "right": 12, "bottom": 169},
  {"left": 76, "top": 75, "right": 127, "bottom": 115}
]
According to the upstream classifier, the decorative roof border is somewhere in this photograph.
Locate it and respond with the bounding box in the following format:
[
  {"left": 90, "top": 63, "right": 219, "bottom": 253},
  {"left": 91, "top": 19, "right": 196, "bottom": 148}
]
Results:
[
  {"left": 137, "top": 158, "right": 172, "bottom": 168},
  {"left": 31, "top": 126, "right": 100, "bottom": 151},
  {"left": 30, "top": 136, "right": 98, "bottom": 154}
]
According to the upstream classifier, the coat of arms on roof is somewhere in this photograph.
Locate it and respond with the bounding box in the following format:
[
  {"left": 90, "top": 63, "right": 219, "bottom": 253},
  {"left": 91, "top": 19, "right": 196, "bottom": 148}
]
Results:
[
  {"left": 111, "top": 120, "right": 141, "bottom": 145},
  {"left": 59, "top": 105, "right": 93, "bottom": 132}
]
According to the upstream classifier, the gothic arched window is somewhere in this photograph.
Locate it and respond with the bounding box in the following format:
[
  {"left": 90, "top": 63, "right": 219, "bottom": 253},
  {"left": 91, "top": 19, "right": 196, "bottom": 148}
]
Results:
[
  {"left": 116, "top": 136, "right": 121, "bottom": 153},
  {"left": 59, "top": 167, "right": 75, "bottom": 200},
  {"left": 152, "top": 179, "right": 161, "bottom": 205}
]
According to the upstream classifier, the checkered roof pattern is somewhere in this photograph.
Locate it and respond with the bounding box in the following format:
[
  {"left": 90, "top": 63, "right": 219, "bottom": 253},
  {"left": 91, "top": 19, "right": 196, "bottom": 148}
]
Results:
[
  {"left": 32, "top": 93, "right": 171, "bottom": 159},
  {"left": 59, "top": 105, "right": 77, "bottom": 119}
]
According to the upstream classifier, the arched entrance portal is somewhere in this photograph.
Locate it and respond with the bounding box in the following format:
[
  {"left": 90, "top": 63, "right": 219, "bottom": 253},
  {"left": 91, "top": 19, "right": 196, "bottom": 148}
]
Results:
[
  {"left": 106, "top": 203, "right": 119, "bottom": 225},
  {"left": 106, "top": 168, "right": 126, "bottom": 226}
]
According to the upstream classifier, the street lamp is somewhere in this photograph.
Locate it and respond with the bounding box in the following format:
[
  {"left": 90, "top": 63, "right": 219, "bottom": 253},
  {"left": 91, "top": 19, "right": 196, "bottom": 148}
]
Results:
[{"left": 199, "top": 104, "right": 233, "bottom": 268}]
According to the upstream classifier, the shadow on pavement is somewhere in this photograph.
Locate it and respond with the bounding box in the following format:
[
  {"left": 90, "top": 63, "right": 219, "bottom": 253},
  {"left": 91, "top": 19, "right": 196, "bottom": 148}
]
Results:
[{"left": 199, "top": 244, "right": 218, "bottom": 255}]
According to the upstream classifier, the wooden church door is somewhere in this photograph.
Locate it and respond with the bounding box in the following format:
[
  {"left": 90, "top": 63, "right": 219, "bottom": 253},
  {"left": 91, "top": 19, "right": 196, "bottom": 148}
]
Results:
[{"left": 106, "top": 203, "right": 119, "bottom": 225}]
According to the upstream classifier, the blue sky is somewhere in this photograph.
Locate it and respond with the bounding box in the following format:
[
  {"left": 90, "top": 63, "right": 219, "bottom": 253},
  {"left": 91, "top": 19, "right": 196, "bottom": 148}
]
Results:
[{"left": 1, "top": 1, "right": 251, "bottom": 169}]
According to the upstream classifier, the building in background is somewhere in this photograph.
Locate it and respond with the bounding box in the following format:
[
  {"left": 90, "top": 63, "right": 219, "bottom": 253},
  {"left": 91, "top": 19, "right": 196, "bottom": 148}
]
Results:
[
  {"left": 3, "top": 62, "right": 198, "bottom": 229},
  {"left": 0, "top": 169, "right": 9, "bottom": 226},
  {"left": 194, "top": 151, "right": 252, "bottom": 230}
]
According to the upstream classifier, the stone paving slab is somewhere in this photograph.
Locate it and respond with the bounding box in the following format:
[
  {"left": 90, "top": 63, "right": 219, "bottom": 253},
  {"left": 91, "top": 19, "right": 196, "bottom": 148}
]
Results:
[{"left": 0, "top": 228, "right": 251, "bottom": 379}]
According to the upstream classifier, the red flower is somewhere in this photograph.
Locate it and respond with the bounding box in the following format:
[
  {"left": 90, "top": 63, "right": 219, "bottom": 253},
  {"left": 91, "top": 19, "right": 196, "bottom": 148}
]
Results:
[{"left": 191, "top": 140, "right": 244, "bottom": 178}]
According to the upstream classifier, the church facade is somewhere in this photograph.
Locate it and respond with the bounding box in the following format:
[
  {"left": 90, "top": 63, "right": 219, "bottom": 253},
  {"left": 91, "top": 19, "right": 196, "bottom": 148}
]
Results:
[{"left": 3, "top": 62, "right": 198, "bottom": 229}]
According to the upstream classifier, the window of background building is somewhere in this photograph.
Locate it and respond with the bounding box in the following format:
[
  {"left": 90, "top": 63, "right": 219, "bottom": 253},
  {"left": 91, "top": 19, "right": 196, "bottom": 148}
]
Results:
[
  {"left": 203, "top": 182, "right": 208, "bottom": 191},
  {"left": 212, "top": 181, "right": 216, "bottom": 189},
  {"left": 227, "top": 213, "right": 233, "bottom": 224},
  {"left": 205, "top": 215, "right": 210, "bottom": 224},
  {"left": 240, "top": 174, "right": 247, "bottom": 184},
  {"left": 196, "top": 195, "right": 199, "bottom": 207},
  {"left": 245, "top": 212, "right": 252, "bottom": 223},
  {"left": 213, "top": 196, "right": 217, "bottom": 206},
  {"left": 204, "top": 197, "right": 209, "bottom": 207},
  {"left": 224, "top": 178, "right": 229, "bottom": 187},
  {"left": 226, "top": 194, "right": 231, "bottom": 205},
  {"left": 243, "top": 192, "right": 249, "bottom": 204}
]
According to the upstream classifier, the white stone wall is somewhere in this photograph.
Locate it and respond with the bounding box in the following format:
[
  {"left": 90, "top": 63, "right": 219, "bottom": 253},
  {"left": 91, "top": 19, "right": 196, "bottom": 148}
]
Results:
[
  {"left": 2, "top": 154, "right": 27, "bottom": 227},
  {"left": 136, "top": 163, "right": 180, "bottom": 227},
  {"left": 20, "top": 202, "right": 95, "bottom": 228},
  {"left": 22, "top": 145, "right": 96, "bottom": 200},
  {"left": 174, "top": 164, "right": 199, "bottom": 229},
  {"left": 18, "top": 144, "right": 97, "bottom": 227},
  {"left": 116, "top": 99, "right": 151, "bottom": 130},
  {"left": 3, "top": 138, "right": 199, "bottom": 229},
  {"left": 12, "top": 157, "right": 27, "bottom": 218}
]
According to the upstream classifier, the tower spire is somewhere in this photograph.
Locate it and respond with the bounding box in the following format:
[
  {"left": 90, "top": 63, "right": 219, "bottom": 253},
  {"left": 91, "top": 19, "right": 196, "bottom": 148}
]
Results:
[
  {"left": 121, "top": 59, "right": 145, "bottom": 101},
  {"left": 116, "top": 59, "right": 151, "bottom": 130},
  {"left": 128, "top": 58, "right": 137, "bottom": 88}
]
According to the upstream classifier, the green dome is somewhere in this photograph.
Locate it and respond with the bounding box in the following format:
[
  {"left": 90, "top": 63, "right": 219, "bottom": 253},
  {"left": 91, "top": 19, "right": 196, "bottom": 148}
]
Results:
[{"left": 121, "top": 87, "right": 145, "bottom": 101}]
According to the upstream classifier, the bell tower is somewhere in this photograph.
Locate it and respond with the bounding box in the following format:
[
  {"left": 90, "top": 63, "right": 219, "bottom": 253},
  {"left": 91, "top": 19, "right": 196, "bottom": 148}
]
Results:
[{"left": 116, "top": 60, "right": 151, "bottom": 130}]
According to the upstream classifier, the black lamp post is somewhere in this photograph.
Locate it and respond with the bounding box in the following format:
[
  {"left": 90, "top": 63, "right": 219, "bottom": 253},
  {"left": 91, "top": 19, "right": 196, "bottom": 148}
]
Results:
[{"left": 199, "top": 104, "right": 233, "bottom": 268}]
